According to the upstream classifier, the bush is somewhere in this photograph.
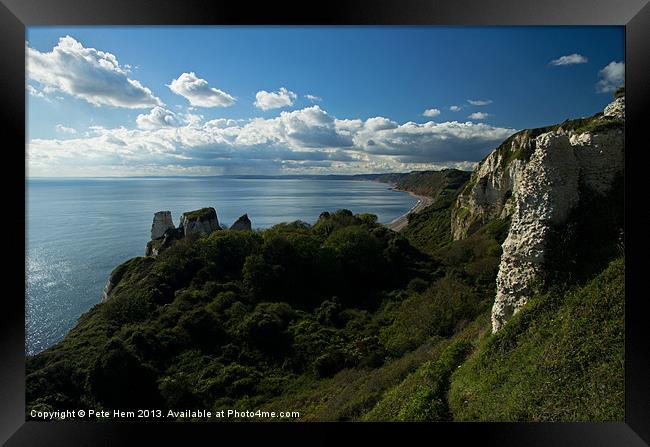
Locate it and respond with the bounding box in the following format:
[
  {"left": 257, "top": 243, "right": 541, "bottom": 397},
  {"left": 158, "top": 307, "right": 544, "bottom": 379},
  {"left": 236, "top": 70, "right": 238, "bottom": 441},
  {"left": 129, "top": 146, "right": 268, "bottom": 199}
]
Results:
[
  {"left": 237, "top": 303, "right": 296, "bottom": 354},
  {"left": 87, "top": 339, "right": 161, "bottom": 409},
  {"left": 177, "top": 308, "right": 227, "bottom": 350}
]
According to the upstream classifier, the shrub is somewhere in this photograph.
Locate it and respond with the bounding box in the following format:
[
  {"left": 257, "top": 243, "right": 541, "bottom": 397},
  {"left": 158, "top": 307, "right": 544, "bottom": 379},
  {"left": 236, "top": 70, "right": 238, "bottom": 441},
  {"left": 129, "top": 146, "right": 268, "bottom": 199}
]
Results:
[{"left": 87, "top": 339, "right": 161, "bottom": 409}]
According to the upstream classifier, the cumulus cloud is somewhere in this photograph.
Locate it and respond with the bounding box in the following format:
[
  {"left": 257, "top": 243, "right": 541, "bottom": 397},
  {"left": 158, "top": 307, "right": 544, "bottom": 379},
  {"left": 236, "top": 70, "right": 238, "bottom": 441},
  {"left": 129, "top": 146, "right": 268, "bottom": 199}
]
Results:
[
  {"left": 28, "top": 106, "right": 516, "bottom": 176},
  {"left": 423, "top": 108, "right": 441, "bottom": 117},
  {"left": 168, "top": 72, "right": 236, "bottom": 107},
  {"left": 352, "top": 119, "right": 513, "bottom": 162},
  {"left": 27, "top": 36, "right": 162, "bottom": 109},
  {"left": 468, "top": 112, "right": 489, "bottom": 120},
  {"left": 254, "top": 87, "right": 297, "bottom": 110},
  {"left": 305, "top": 94, "right": 322, "bottom": 102},
  {"left": 449, "top": 105, "right": 461, "bottom": 112},
  {"left": 136, "top": 107, "right": 183, "bottom": 129},
  {"left": 467, "top": 99, "right": 493, "bottom": 106},
  {"left": 596, "top": 61, "right": 625, "bottom": 93},
  {"left": 550, "top": 53, "right": 588, "bottom": 66},
  {"left": 55, "top": 124, "right": 77, "bottom": 134}
]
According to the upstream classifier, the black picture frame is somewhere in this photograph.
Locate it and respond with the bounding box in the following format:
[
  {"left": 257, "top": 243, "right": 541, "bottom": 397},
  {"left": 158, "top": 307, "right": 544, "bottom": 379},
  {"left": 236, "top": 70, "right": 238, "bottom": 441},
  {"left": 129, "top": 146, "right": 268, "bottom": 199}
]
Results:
[{"left": 2, "top": 0, "right": 649, "bottom": 445}]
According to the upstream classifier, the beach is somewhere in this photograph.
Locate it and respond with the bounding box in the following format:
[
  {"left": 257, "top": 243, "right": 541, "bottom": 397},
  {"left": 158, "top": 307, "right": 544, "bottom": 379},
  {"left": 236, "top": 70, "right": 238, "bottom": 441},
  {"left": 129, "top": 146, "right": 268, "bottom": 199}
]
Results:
[{"left": 384, "top": 190, "right": 434, "bottom": 232}]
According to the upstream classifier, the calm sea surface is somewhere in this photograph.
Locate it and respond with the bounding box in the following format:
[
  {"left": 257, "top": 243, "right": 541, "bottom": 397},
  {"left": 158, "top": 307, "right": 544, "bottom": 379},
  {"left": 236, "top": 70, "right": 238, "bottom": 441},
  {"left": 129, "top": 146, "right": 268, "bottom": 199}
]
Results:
[{"left": 26, "top": 177, "right": 416, "bottom": 354}]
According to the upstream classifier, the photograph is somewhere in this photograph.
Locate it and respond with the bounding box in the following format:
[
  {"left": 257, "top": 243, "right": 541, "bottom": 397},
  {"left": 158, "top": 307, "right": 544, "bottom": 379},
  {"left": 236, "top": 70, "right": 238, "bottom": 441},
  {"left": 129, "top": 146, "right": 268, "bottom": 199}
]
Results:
[{"left": 22, "top": 25, "right": 628, "bottom": 423}]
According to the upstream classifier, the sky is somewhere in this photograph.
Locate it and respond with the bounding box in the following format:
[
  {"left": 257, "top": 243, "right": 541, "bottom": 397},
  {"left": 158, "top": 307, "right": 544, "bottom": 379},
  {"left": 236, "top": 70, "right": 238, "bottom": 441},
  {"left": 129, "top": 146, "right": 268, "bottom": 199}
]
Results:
[{"left": 26, "top": 26, "right": 625, "bottom": 177}]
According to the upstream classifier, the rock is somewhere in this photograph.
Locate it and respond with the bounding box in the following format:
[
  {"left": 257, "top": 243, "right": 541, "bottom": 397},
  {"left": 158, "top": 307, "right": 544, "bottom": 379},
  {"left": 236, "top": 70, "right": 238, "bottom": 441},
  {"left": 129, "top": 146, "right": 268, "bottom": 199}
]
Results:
[
  {"left": 451, "top": 95, "right": 624, "bottom": 333},
  {"left": 146, "top": 226, "right": 184, "bottom": 257},
  {"left": 145, "top": 208, "right": 222, "bottom": 256},
  {"left": 180, "top": 207, "right": 220, "bottom": 237},
  {"left": 603, "top": 96, "right": 625, "bottom": 119},
  {"left": 492, "top": 131, "right": 581, "bottom": 332},
  {"left": 451, "top": 132, "right": 532, "bottom": 240},
  {"left": 102, "top": 274, "right": 118, "bottom": 302},
  {"left": 489, "top": 96, "right": 624, "bottom": 332},
  {"left": 230, "top": 214, "right": 252, "bottom": 231},
  {"left": 145, "top": 239, "right": 160, "bottom": 257},
  {"left": 151, "top": 211, "right": 174, "bottom": 240}
]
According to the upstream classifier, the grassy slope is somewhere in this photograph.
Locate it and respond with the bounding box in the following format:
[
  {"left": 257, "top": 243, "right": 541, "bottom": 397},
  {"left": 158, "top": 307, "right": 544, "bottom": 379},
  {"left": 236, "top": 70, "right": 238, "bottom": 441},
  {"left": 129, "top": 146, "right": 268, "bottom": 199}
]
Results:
[
  {"left": 397, "top": 170, "right": 471, "bottom": 254},
  {"left": 448, "top": 257, "right": 624, "bottom": 421},
  {"left": 391, "top": 169, "right": 470, "bottom": 198}
]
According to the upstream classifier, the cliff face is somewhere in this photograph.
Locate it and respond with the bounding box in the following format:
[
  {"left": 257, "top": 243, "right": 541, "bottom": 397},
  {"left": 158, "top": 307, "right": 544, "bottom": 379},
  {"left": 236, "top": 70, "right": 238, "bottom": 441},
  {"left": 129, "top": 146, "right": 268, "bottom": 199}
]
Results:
[
  {"left": 451, "top": 129, "right": 549, "bottom": 240},
  {"left": 150, "top": 211, "right": 174, "bottom": 240},
  {"left": 144, "top": 207, "right": 222, "bottom": 257},
  {"left": 180, "top": 207, "right": 220, "bottom": 237},
  {"left": 451, "top": 96, "right": 624, "bottom": 332}
]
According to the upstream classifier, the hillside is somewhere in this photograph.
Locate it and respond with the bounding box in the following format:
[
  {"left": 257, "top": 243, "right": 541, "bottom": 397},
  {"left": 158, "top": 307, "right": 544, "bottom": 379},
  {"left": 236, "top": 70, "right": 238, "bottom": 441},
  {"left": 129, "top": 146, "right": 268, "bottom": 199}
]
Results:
[
  {"left": 358, "top": 169, "right": 471, "bottom": 199},
  {"left": 25, "top": 93, "right": 624, "bottom": 422}
]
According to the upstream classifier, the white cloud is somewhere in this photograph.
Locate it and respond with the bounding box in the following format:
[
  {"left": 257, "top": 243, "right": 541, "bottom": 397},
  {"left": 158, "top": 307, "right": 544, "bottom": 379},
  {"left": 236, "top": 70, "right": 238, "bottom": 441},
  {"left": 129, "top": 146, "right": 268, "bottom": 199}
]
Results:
[
  {"left": 254, "top": 87, "right": 297, "bottom": 110},
  {"left": 550, "top": 53, "right": 588, "bottom": 66},
  {"left": 423, "top": 108, "right": 441, "bottom": 117},
  {"left": 449, "top": 105, "right": 461, "bottom": 112},
  {"left": 55, "top": 124, "right": 77, "bottom": 134},
  {"left": 596, "top": 61, "right": 625, "bottom": 93},
  {"left": 364, "top": 117, "right": 398, "bottom": 132},
  {"left": 136, "top": 107, "right": 182, "bottom": 130},
  {"left": 168, "top": 72, "right": 236, "bottom": 107},
  {"left": 468, "top": 112, "right": 489, "bottom": 120},
  {"left": 27, "top": 36, "right": 162, "bottom": 109},
  {"left": 305, "top": 94, "right": 322, "bottom": 102},
  {"left": 27, "top": 84, "right": 45, "bottom": 98},
  {"left": 28, "top": 106, "right": 516, "bottom": 176},
  {"left": 467, "top": 99, "right": 493, "bottom": 106},
  {"left": 352, "top": 118, "right": 513, "bottom": 162}
]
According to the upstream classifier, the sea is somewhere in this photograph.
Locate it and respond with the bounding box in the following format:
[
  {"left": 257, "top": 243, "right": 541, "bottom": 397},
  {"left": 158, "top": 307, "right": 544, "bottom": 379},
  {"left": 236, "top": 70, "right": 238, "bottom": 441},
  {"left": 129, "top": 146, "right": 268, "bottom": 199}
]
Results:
[{"left": 26, "top": 176, "right": 417, "bottom": 355}]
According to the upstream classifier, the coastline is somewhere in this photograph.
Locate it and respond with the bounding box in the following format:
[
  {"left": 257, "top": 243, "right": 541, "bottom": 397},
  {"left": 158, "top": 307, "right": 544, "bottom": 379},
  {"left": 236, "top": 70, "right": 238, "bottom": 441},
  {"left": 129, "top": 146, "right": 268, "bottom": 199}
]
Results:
[{"left": 383, "top": 187, "right": 434, "bottom": 232}]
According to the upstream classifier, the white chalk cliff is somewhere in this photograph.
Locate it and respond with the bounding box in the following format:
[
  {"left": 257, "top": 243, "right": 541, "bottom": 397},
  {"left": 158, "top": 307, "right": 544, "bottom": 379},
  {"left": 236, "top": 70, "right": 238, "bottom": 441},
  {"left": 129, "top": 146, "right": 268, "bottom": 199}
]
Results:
[
  {"left": 145, "top": 207, "right": 223, "bottom": 257},
  {"left": 180, "top": 207, "right": 221, "bottom": 237},
  {"left": 151, "top": 211, "right": 175, "bottom": 240},
  {"left": 451, "top": 95, "right": 625, "bottom": 332}
]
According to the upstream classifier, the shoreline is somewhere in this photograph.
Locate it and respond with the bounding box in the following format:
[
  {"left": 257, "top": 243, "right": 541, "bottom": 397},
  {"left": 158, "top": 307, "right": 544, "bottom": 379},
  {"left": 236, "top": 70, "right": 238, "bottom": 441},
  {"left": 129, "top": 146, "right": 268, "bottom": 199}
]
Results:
[{"left": 383, "top": 187, "right": 434, "bottom": 232}]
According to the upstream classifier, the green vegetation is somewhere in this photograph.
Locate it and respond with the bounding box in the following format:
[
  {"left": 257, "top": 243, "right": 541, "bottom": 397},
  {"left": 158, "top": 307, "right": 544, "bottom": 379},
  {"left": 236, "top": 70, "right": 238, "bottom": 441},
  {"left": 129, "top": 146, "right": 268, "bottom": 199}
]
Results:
[
  {"left": 182, "top": 207, "right": 216, "bottom": 220},
  {"left": 495, "top": 126, "right": 554, "bottom": 170},
  {"left": 448, "top": 257, "right": 624, "bottom": 421},
  {"left": 401, "top": 192, "right": 456, "bottom": 254},
  {"left": 26, "top": 160, "right": 623, "bottom": 421},
  {"left": 390, "top": 169, "right": 470, "bottom": 199},
  {"left": 27, "top": 209, "right": 434, "bottom": 418},
  {"left": 557, "top": 113, "right": 623, "bottom": 135},
  {"left": 489, "top": 107, "right": 623, "bottom": 175}
]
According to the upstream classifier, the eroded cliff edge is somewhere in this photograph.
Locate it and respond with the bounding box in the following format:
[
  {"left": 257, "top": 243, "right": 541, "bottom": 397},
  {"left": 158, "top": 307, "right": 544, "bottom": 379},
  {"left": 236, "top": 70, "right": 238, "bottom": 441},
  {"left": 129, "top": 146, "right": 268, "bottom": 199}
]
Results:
[{"left": 452, "top": 92, "right": 624, "bottom": 332}]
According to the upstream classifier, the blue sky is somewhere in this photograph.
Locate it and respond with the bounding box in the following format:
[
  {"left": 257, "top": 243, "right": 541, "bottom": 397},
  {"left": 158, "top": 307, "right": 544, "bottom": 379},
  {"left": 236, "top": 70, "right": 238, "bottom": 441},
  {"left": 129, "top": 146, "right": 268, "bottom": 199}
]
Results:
[{"left": 26, "top": 26, "right": 624, "bottom": 176}]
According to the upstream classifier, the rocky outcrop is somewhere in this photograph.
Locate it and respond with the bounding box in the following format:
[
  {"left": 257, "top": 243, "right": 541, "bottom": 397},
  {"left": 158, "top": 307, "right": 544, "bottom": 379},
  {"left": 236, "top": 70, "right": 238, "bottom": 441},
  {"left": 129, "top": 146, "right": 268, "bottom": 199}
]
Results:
[
  {"left": 450, "top": 124, "right": 569, "bottom": 240},
  {"left": 603, "top": 96, "right": 624, "bottom": 119},
  {"left": 151, "top": 211, "right": 174, "bottom": 240},
  {"left": 145, "top": 207, "right": 221, "bottom": 256},
  {"left": 180, "top": 207, "right": 220, "bottom": 237},
  {"left": 145, "top": 226, "right": 183, "bottom": 256},
  {"left": 450, "top": 95, "right": 625, "bottom": 332},
  {"left": 102, "top": 271, "right": 119, "bottom": 302},
  {"left": 146, "top": 211, "right": 175, "bottom": 256},
  {"left": 230, "top": 214, "right": 252, "bottom": 231},
  {"left": 489, "top": 97, "right": 624, "bottom": 332}
]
